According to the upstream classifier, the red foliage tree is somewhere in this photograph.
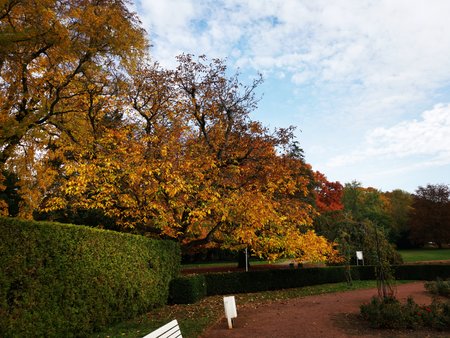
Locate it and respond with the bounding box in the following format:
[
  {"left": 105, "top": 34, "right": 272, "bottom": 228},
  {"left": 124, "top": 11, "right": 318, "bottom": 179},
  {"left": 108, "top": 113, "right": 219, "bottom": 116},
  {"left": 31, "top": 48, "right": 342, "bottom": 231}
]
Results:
[{"left": 313, "top": 171, "right": 344, "bottom": 213}]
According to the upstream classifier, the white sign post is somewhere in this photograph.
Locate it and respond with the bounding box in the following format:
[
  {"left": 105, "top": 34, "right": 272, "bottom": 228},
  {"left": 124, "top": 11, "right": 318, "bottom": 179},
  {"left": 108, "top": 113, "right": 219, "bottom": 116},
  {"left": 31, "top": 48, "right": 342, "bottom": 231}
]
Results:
[
  {"left": 223, "top": 296, "right": 237, "bottom": 329},
  {"left": 356, "top": 251, "right": 364, "bottom": 265}
]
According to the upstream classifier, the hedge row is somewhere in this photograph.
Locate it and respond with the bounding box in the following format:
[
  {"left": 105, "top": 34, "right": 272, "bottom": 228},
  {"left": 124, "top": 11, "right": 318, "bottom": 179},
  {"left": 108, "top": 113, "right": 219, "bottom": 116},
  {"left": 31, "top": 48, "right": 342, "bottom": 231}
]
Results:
[
  {"left": 169, "top": 264, "right": 450, "bottom": 304},
  {"left": 394, "top": 264, "right": 450, "bottom": 280},
  {"left": 169, "top": 274, "right": 207, "bottom": 304},
  {"left": 0, "top": 217, "right": 180, "bottom": 337}
]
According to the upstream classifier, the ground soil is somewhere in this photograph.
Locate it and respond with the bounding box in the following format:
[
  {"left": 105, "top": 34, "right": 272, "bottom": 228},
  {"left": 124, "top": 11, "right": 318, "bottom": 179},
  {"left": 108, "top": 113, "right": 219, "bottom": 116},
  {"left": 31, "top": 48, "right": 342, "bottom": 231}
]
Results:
[{"left": 201, "top": 282, "right": 450, "bottom": 338}]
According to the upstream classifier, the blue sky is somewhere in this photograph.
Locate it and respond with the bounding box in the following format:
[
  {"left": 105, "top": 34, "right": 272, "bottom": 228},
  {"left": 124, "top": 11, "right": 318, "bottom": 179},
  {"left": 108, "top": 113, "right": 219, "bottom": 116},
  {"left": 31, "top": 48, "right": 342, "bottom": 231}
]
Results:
[{"left": 132, "top": 0, "right": 450, "bottom": 193}]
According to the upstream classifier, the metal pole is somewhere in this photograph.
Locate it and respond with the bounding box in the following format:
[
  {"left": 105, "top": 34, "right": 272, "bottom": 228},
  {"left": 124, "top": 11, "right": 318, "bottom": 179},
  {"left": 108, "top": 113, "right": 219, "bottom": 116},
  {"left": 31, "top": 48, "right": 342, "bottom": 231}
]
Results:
[{"left": 245, "top": 247, "right": 248, "bottom": 272}]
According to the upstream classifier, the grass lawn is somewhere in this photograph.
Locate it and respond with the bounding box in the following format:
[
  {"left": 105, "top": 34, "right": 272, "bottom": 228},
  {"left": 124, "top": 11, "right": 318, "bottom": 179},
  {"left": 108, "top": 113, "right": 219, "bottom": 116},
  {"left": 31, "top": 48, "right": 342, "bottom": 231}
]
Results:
[
  {"left": 90, "top": 280, "right": 380, "bottom": 338},
  {"left": 399, "top": 249, "right": 450, "bottom": 262}
]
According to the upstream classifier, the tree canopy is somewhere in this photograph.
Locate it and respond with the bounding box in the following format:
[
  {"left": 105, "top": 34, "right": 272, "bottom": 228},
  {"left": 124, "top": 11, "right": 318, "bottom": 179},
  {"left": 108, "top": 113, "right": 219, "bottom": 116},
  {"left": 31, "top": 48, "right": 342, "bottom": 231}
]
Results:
[
  {"left": 41, "top": 56, "right": 337, "bottom": 261},
  {"left": 0, "top": 0, "right": 147, "bottom": 162},
  {"left": 0, "top": 0, "right": 148, "bottom": 216},
  {"left": 409, "top": 184, "right": 450, "bottom": 247},
  {"left": 1, "top": 6, "right": 337, "bottom": 264},
  {"left": 313, "top": 179, "right": 403, "bottom": 265}
]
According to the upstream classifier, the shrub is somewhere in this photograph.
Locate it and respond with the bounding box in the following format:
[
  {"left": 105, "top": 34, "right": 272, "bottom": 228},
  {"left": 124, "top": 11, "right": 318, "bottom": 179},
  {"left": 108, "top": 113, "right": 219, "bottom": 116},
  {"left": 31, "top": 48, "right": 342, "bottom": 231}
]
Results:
[
  {"left": 425, "top": 278, "right": 450, "bottom": 297},
  {"left": 0, "top": 217, "right": 180, "bottom": 337},
  {"left": 169, "top": 275, "right": 207, "bottom": 304},
  {"left": 361, "top": 296, "right": 415, "bottom": 329},
  {"left": 361, "top": 296, "right": 450, "bottom": 330}
]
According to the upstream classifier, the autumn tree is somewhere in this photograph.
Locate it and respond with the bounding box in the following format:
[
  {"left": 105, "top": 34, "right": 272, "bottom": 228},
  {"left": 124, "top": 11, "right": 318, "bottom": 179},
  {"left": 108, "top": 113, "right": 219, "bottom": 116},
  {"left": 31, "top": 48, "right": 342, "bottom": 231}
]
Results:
[
  {"left": 41, "top": 56, "right": 337, "bottom": 262},
  {"left": 0, "top": 0, "right": 148, "bottom": 217},
  {"left": 312, "top": 171, "right": 344, "bottom": 213},
  {"left": 409, "top": 184, "right": 450, "bottom": 248},
  {"left": 312, "top": 171, "right": 344, "bottom": 240},
  {"left": 315, "top": 181, "right": 402, "bottom": 264},
  {"left": 1, "top": 1, "right": 337, "bottom": 262}
]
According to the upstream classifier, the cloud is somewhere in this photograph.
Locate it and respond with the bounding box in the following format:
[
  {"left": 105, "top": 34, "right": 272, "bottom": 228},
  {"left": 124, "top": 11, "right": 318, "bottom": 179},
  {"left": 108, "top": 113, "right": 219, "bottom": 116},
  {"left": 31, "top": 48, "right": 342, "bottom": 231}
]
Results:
[
  {"left": 132, "top": 0, "right": 450, "bottom": 191},
  {"left": 328, "top": 103, "right": 450, "bottom": 167},
  {"left": 138, "top": 0, "right": 450, "bottom": 86},
  {"left": 135, "top": 1, "right": 450, "bottom": 114}
]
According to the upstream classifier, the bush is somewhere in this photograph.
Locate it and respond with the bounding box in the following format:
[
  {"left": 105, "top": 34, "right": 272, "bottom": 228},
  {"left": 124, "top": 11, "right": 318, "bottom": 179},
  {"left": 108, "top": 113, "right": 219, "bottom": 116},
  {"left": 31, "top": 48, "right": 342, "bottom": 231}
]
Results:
[
  {"left": 361, "top": 296, "right": 450, "bottom": 330},
  {"left": 169, "top": 275, "right": 207, "bottom": 304},
  {"left": 0, "top": 217, "right": 180, "bottom": 337},
  {"left": 425, "top": 278, "right": 450, "bottom": 297}
]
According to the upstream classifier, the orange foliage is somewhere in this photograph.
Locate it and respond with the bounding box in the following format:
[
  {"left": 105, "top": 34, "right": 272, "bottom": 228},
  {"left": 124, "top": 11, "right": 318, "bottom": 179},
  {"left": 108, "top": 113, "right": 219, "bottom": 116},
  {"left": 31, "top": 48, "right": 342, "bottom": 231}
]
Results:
[
  {"left": 1, "top": 11, "right": 337, "bottom": 265},
  {"left": 38, "top": 57, "right": 336, "bottom": 261},
  {"left": 313, "top": 171, "right": 344, "bottom": 213}
]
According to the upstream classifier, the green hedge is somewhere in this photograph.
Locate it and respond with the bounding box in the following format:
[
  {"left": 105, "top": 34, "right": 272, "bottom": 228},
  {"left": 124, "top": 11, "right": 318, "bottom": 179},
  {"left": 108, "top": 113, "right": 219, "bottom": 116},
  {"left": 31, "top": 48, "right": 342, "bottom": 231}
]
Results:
[
  {"left": 171, "top": 265, "right": 450, "bottom": 303},
  {"left": 353, "top": 265, "right": 377, "bottom": 280},
  {"left": 169, "top": 275, "right": 207, "bottom": 304},
  {"left": 169, "top": 267, "right": 360, "bottom": 302},
  {"left": 203, "top": 266, "right": 363, "bottom": 296},
  {"left": 393, "top": 265, "right": 450, "bottom": 280},
  {"left": 0, "top": 217, "right": 180, "bottom": 337}
]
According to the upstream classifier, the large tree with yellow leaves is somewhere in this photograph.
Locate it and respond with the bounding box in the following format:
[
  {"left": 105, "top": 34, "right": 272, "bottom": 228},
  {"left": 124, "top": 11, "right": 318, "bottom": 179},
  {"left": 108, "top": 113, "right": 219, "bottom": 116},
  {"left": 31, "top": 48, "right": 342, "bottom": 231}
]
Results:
[
  {"left": 0, "top": 0, "right": 147, "bottom": 214},
  {"left": 1, "top": 1, "right": 336, "bottom": 261},
  {"left": 40, "top": 56, "right": 336, "bottom": 261}
]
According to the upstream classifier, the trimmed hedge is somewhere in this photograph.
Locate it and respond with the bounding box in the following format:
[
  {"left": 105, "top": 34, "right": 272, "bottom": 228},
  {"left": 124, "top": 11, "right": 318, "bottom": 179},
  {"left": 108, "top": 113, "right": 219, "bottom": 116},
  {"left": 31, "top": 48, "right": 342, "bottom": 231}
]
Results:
[
  {"left": 0, "top": 217, "right": 180, "bottom": 337},
  {"left": 393, "top": 265, "right": 450, "bottom": 281},
  {"left": 171, "top": 264, "right": 450, "bottom": 303},
  {"left": 353, "top": 265, "right": 377, "bottom": 280},
  {"left": 203, "top": 266, "right": 360, "bottom": 296},
  {"left": 169, "top": 275, "right": 207, "bottom": 304}
]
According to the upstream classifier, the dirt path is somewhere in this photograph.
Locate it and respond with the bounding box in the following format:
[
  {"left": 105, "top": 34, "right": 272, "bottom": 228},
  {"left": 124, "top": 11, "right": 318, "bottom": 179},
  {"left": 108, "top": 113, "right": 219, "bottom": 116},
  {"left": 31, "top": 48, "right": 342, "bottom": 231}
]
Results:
[{"left": 201, "top": 282, "right": 449, "bottom": 338}]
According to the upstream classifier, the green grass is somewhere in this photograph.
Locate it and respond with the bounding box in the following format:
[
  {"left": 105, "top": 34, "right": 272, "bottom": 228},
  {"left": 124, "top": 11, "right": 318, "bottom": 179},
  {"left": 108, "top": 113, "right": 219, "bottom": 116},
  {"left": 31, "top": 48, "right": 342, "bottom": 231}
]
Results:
[
  {"left": 399, "top": 249, "right": 450, "bottom": 262},
  {"left": 90, "top": 280, "right": 382, "bottom": 338}
]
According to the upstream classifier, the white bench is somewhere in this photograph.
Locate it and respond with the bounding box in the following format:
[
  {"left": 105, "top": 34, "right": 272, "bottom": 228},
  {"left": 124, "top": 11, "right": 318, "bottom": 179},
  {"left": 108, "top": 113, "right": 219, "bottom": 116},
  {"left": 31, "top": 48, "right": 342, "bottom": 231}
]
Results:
[{"left": 142, "top": 319, "right": 182, "bottom": 338}]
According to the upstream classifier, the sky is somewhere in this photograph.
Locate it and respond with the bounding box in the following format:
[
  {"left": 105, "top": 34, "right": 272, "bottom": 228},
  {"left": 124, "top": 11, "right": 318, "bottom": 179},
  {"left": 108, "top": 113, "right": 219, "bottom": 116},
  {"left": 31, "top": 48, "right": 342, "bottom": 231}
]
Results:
[{"left": 132, "top": 0, "right": 450, "bottom": 193}]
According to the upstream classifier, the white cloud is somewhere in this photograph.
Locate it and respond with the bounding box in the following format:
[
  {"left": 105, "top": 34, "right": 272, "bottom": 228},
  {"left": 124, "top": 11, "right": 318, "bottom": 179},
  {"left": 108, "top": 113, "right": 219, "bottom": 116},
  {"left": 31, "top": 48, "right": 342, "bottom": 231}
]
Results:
[
  {"left": 133, "top": 0, "right": 450, "bottom": 190},
  {"left": 328, "top": 103, "right": 450, "bottom": 167},
  {"left": 135, "top": 1, "right": 450, "bottom": 113}
]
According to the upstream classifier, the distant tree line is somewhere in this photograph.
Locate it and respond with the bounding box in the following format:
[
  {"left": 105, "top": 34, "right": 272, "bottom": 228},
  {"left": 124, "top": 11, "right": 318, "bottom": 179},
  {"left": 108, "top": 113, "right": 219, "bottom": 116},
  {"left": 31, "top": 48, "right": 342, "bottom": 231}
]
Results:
[{"left": 313, "top": 178, "right": 450, "bottom": 262}]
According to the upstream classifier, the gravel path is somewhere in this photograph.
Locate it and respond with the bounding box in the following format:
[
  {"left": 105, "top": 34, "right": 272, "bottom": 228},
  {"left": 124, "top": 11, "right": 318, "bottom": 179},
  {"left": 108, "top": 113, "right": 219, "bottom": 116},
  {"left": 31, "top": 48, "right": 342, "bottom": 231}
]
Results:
[{"left": 201, "top": 282, "right": 449, "bottom": 338}]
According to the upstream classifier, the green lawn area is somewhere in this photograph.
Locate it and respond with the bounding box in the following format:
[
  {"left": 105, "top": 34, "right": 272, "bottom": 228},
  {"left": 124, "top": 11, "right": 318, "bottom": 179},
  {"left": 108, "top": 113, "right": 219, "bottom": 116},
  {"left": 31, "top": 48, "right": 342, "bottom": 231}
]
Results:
[
  {"left": 90, "top": 280, "right": 379, "bottom": 338},
  {"left": 399, "top": 249, "right": 450, "bottom": 262}
]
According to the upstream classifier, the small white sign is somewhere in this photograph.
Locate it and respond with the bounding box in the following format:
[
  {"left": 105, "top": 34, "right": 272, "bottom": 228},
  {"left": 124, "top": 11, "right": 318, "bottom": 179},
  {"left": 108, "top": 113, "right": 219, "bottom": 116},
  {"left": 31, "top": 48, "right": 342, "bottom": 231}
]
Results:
[
  {"left": 356, "top": 251, "right": 364, "bottom": 265},
  {"left": 356, "top": 251, "right": 363, "bottom": 260},
  {"left": 223, "top": 296, "right": 237, "bottom": 329}
]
